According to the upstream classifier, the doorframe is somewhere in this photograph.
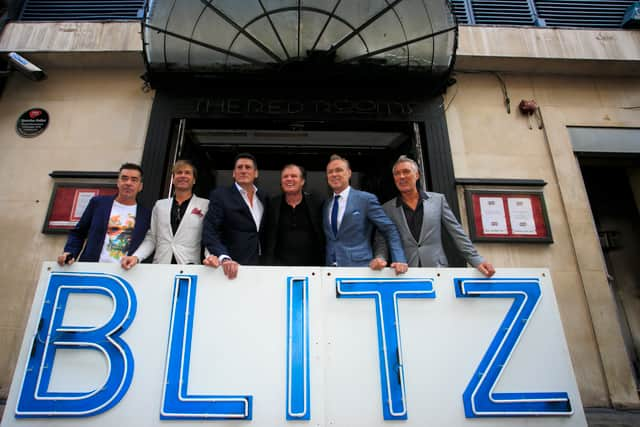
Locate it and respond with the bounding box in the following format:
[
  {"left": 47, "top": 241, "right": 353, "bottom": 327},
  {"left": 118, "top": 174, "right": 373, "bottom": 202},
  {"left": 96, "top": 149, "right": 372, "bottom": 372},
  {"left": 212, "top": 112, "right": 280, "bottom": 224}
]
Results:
[{"left": 141, "top": 90, "right": 465, "bottom": 266}]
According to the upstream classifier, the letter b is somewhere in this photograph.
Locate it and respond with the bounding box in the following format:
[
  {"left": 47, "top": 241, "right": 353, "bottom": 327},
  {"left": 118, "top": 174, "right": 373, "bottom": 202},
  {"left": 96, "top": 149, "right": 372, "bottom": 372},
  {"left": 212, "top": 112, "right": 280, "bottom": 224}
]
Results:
[{"left": 16, "top": 272, "right": 136, "bottom": 417}]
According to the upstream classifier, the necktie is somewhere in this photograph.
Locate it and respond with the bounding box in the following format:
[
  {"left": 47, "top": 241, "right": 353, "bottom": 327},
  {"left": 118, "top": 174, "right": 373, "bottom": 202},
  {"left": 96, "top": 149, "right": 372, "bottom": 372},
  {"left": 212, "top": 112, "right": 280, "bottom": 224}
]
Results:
[{"left": 331, "top": 194, "right": 340, "bottom": 237}]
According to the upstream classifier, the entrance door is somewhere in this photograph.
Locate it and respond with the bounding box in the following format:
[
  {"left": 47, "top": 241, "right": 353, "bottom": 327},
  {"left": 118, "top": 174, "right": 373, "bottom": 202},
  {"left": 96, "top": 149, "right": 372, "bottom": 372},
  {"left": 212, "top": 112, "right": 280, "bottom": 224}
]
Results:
[
  {"left": 166, "top": 119, "right": 419, "bottom": 203},
  {"left": 580, "top": 158, "right": 640, "bottom": 388}
]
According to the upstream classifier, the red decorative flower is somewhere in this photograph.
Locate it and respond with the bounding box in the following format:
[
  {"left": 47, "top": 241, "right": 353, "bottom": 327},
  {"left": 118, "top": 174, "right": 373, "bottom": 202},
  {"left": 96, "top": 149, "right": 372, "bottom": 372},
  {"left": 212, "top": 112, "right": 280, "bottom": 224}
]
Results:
[{"left": 191, "top": 208, "right": 203, "bottom": 217}]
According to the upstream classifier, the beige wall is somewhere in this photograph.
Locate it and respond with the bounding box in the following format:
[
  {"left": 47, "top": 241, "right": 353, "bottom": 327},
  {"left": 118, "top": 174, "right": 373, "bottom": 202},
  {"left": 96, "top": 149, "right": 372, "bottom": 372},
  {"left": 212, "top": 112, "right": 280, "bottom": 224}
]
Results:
[
  {"left": 446, "top": 72, "right": 640, "bottom": 407},
  {"left": 0, "top": 68, "right": 153, "bottom": 399}
]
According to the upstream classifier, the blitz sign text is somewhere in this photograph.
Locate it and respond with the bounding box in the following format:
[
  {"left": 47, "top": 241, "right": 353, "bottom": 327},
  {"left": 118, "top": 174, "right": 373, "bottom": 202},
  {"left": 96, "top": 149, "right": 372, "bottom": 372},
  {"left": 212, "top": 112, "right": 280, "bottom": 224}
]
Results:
[{"left": 2, "top": 264, "right": 587, "bottom": 427}]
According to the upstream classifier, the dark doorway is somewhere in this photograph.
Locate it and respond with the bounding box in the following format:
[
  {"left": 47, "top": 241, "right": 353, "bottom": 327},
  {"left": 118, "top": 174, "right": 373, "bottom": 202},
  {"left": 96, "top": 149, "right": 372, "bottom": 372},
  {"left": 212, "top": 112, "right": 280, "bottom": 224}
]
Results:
[
  {"left": 580, "top": 157, "right": 640, "bottom": 388},
  {"left": 164, "top": 118, "right": 419, "bottom": 203}
]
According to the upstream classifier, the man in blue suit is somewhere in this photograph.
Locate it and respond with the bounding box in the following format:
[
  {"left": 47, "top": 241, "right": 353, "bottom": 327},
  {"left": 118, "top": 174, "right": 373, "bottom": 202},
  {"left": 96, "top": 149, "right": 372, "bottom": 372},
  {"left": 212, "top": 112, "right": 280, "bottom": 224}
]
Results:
[
  {"left": 57, "top": 163, "right": 151, "bottom": 265},
  {"left": 323, "top": 154, "right": 408, "bottom": 274},
  {"left": 202, "top": 153, "right": 268, "bottom": 279}
]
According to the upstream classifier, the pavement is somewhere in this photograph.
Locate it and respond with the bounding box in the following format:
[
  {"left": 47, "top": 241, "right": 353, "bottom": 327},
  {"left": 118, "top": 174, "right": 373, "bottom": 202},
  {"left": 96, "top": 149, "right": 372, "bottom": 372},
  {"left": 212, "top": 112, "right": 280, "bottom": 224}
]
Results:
[
  {"left": 585, "top": 408, "right": 640, "bottom": 427},
  {"left": 1, "top": 403, "right": 639, "bottom": 425}
]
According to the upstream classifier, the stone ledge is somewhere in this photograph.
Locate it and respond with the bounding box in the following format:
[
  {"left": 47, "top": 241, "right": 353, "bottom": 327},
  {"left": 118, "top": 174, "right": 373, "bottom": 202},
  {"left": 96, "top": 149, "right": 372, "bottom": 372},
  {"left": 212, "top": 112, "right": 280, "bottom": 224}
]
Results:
[
  {"left": 0, "top": 22, "right": 638, "bottom": 75},
  {"left": 456, "top": 25, "right": 640, "bottom": 77},
  {"left": 0, "top": 22, "right": 141, "bottom": 52},
  {"left": 0, "top": 22, "right": 144, "bottom": 68}
]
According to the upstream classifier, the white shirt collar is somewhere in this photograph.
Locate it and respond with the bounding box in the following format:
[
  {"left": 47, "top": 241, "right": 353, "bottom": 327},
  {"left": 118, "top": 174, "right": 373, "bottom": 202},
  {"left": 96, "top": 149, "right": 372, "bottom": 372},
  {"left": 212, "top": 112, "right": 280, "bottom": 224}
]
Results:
[
  {"left": 235, "top": 181, "right": 258, "bottom": 195},
  {"left": 334, "top": 186, "right": 351, "bottom": 199}
]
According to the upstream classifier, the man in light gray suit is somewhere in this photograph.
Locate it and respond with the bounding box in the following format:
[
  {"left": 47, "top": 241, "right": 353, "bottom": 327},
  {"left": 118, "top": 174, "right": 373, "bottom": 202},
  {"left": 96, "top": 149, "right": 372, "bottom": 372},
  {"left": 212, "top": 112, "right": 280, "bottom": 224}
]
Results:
[
  {"left": 324, "top": 154, "right": 408, "bottom": 274},
  {"left": 375, "top": 155, "right": 495, "bottom": 276}
]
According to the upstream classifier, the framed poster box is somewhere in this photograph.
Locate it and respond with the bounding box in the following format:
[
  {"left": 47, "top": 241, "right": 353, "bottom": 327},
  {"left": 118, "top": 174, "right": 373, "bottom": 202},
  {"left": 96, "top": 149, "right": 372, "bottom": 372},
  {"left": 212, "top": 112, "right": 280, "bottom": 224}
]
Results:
[
  {"left": 464, "top": 189, "right": 552, "bottom": 243},
  {"left": 43, "top": 183, "right": 118, "bottom": 234}
]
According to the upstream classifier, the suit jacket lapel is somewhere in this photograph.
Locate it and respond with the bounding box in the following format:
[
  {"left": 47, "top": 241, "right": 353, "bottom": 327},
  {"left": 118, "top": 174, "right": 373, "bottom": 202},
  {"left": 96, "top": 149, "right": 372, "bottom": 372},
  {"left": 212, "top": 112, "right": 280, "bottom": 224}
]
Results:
[
  {"left": 338, "top": 190, "right": 355, "bottom": 237},
  {"left": 257, "top": 190, "right": 267, "bottom": 231},
  {"left": 231, "top": 185, "right": 253, "bottom": 220},
  {"left": 323, "top": 199, "right": 331, "bottom": 235},
  {"left": 418, "top": 195, "right": 435, "bottom": 244},
  {"left": 165, "top": 198, "right": 175, "bottom": 238}
]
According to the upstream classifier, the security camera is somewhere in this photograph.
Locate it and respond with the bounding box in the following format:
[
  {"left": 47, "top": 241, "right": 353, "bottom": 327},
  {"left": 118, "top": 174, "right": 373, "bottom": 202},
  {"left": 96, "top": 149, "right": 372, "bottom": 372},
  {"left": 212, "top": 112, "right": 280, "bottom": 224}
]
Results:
[{"left": 7, "top": 52, "right": 47, "bottom": 81}]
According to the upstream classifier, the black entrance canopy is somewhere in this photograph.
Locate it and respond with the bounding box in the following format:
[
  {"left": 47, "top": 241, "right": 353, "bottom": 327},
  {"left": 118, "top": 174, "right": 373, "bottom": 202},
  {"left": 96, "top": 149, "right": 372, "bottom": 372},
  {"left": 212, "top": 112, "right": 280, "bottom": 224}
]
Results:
[{"left": 142, "top": 0, "right": 457, "bottom": 93}]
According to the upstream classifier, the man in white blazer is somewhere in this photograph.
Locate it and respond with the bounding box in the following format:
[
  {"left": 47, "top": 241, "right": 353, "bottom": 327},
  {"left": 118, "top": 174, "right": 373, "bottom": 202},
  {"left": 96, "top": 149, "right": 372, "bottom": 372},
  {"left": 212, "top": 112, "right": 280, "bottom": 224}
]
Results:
[
  {"left": 374, "top": 155, "right": 495, "bottom": 277},
  {"left": 121, "top": 160, "right": 213, "bottom": 268}
]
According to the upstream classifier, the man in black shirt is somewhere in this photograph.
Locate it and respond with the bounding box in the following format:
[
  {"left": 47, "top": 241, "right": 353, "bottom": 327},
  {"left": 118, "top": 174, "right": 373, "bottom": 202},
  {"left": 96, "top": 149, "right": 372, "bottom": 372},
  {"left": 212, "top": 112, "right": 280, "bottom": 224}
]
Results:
[
  {"left": 264, "top": 164, "right": 325, "bottom": 266},
  {"left": 374, "top": 155, "right": 494, "bottom": 276}
]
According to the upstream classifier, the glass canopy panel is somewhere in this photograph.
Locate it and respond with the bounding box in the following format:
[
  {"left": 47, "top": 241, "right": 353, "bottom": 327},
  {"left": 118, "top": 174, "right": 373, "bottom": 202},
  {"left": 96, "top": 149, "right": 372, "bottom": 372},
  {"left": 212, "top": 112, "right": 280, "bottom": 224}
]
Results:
[
  {"left": 312, "top": 19, "right": 359, "bottom": 52},
  {"left": 143, "top": 0, "right": 456, "bottom": 82},
  {"left": 266, "top": 11, "right": 302, "bottom": 59}
]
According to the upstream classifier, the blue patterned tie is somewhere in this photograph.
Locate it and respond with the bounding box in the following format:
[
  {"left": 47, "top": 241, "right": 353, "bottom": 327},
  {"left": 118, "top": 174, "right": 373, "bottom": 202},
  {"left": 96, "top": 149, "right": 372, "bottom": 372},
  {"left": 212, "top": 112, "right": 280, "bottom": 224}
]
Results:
[{"left": 331, "top": 194, "right": 340, "bottom": 237}]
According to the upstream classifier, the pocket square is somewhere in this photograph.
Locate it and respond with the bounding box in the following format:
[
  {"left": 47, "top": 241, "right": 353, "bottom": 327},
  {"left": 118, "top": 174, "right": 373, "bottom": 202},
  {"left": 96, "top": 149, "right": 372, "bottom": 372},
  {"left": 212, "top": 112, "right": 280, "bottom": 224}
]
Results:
[{"left": 352, "top": 210, "right": 361, "bottom": 215}]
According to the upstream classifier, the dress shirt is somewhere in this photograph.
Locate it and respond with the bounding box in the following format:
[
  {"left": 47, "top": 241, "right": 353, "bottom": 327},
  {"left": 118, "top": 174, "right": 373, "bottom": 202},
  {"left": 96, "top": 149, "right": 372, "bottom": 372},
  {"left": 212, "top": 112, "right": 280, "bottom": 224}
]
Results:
[
  {"left": 329, "top": 186, "right": 351, "bottom": 232},
  {"left": 235, "top": 182, "right": 264, "bottom": 230}
]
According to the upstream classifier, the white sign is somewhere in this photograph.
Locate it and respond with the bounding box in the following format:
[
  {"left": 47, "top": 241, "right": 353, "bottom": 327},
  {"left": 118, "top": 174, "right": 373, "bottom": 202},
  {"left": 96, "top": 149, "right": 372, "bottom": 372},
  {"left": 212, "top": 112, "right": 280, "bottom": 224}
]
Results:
[
  {"left": 2, "top": 263, "right": 587, "bottom": 427},
  {"left": 479, "top": 197, "right": 508, "bottom": 234},
  {"left": 508, "top": 197, "right": 537, "bottom": 235},
  {"left": 72, "top": 190, "right": 98, "bottom": 220}
]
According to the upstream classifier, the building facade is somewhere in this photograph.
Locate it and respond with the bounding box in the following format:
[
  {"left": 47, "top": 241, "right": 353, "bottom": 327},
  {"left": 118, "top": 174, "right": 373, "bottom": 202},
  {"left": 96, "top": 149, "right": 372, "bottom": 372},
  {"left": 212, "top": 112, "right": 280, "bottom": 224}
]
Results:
[{"left": 0, "top": 0, "right": 639, "bottom": 413}]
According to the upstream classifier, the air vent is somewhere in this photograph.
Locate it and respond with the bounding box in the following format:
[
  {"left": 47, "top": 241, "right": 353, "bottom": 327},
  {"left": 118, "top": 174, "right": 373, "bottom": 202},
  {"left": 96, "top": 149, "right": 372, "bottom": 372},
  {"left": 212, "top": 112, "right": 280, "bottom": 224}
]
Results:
[
  {"left": 535, "top": 0, "right": 634, "bottom": 28},
  {"left": 20, "top": 0, "right": 146, "bottom": 21},
  {"left": 450, "top": 0, "right": 635, "bottom": 28}
]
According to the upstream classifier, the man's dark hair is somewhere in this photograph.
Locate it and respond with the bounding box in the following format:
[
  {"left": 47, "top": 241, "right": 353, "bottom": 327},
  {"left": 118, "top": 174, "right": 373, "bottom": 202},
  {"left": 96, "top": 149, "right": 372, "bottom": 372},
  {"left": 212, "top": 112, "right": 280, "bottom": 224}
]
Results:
[
  {"left": 234, "top": 152, "right": 257, "bottom": 169},
  {"left": 119, "top": 163, "right": 143, "bottom": 179},
  {"left": 282, "top": 163, "right": 306, "bottom": 180}
]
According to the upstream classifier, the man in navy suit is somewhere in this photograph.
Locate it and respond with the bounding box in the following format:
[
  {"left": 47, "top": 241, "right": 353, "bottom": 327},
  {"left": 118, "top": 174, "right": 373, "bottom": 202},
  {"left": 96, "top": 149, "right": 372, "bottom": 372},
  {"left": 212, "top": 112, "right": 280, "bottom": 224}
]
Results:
[
  {"left": 202, "top": 153, "right": 268, "bottom": 279},
  {"left": 323, "top": 154, "right": 407, "bottom": 274},
  {"left": 57, "top": 163, "right": 151, "bottom": 265}
]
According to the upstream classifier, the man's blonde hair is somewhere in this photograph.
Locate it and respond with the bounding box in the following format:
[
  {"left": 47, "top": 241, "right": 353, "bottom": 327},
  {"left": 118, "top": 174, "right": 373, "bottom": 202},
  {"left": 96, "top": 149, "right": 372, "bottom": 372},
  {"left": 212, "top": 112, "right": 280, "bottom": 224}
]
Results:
[{"left": 172, "top": 159, "right": 197, "bottom": 179}]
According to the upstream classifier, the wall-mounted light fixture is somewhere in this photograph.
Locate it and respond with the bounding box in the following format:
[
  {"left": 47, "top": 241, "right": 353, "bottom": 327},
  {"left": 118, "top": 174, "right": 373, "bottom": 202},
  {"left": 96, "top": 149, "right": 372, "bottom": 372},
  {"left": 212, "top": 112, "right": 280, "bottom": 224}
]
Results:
[{"left": 518, "top": 99, "right": 543, "bottom": 129}]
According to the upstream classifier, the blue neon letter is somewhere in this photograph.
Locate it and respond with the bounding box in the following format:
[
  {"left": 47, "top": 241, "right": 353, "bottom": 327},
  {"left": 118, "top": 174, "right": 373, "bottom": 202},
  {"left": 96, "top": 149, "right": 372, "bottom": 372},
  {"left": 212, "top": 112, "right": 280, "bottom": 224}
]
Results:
[
  {"left": 161, "top": 275, "right": 252, "bottom": 420},
  {"left": 336, "top": 278, "right": 435, "bottom": 420},
  {"left": 16, "top": 272, "right": 136, "bottom": 417},
  {"left": 455, "top": 278, "right": 572, "bottom": 417},
  {"left": 286, "top": 276, "right": 310, "bottom": 419}
]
